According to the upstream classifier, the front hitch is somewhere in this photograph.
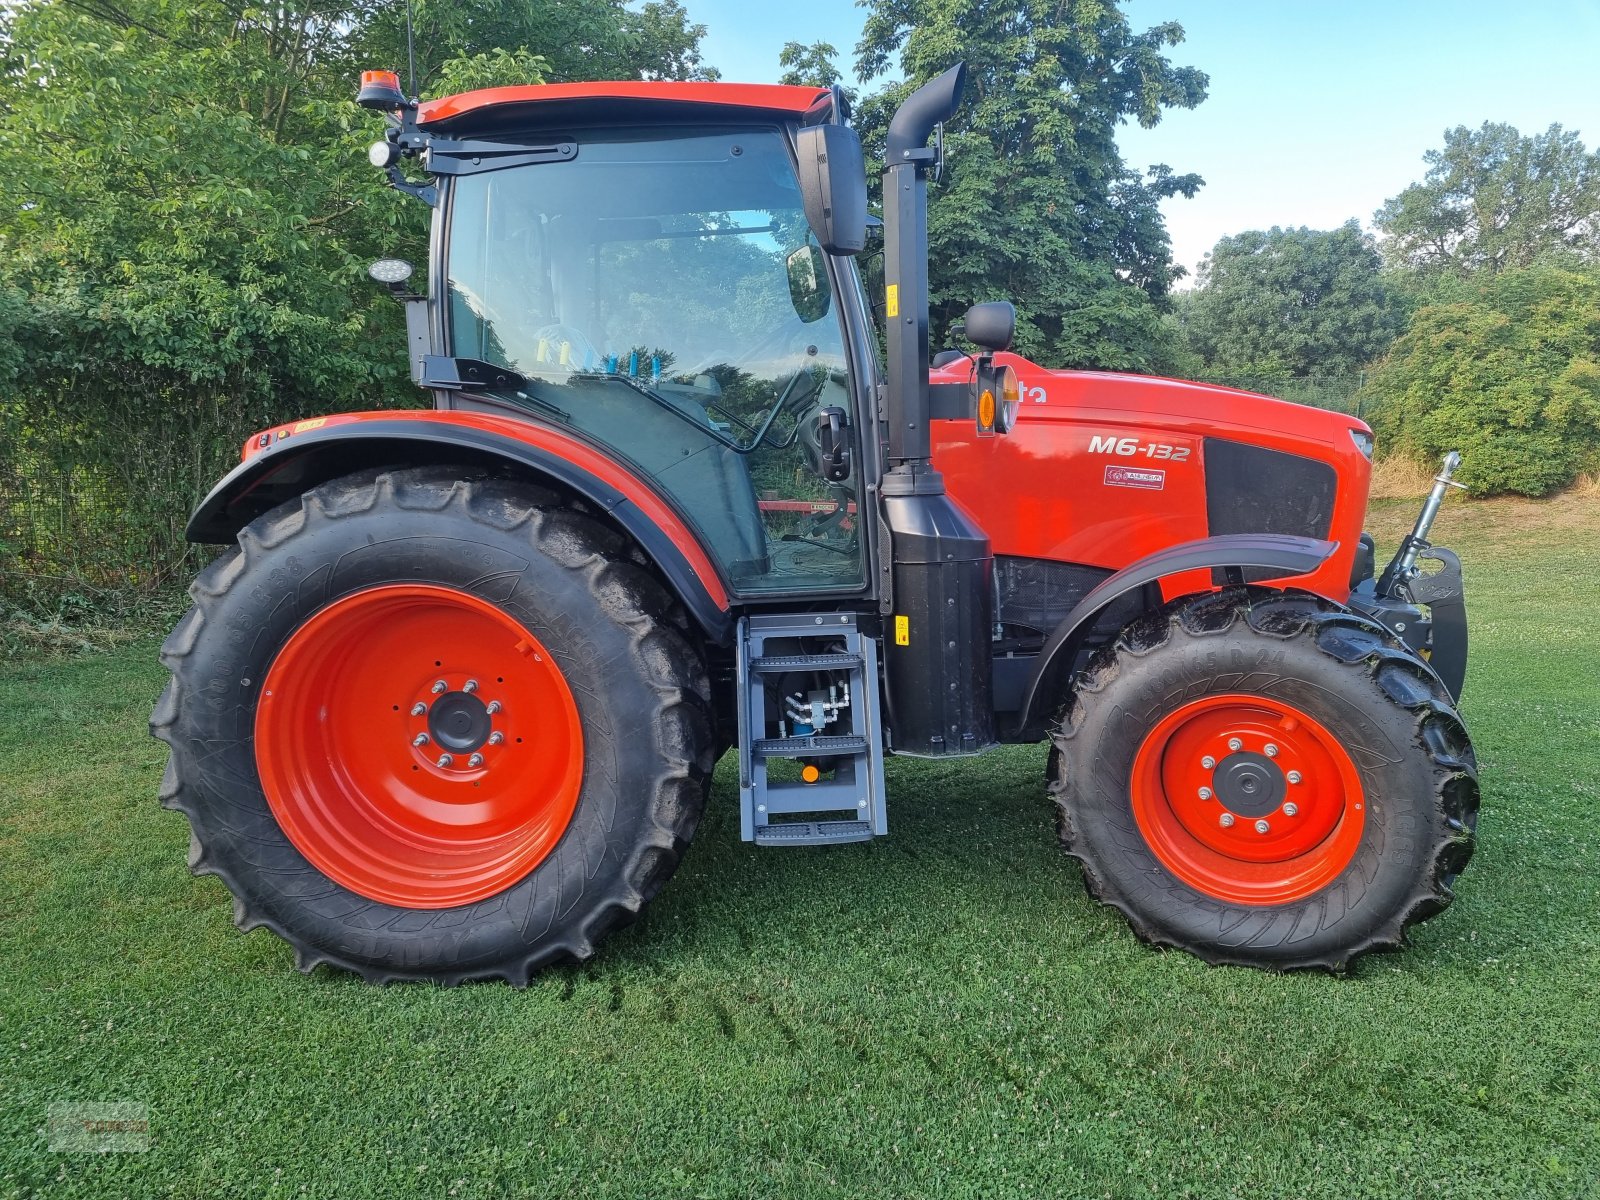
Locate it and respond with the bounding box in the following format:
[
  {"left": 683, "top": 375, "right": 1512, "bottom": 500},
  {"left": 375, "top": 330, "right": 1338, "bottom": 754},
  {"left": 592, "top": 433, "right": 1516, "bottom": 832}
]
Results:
[
  {"left": 1357, "top": 451, "right": 1469, "bottom": 700},
  {"left": 1377, "top": 450, "right": 1466, "bottom": 595}
]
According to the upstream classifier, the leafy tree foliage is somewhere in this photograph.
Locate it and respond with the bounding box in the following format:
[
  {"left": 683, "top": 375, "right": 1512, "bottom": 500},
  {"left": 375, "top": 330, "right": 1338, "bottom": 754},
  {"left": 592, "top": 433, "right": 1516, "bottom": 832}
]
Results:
[
  {"left": 852, "top": 0, "right": 1207, "bottom": 371},
  {"left": 1364, "top": 264, "right": 1600, "bottom": 496},
  {"left": 359, "top": 0, "right": 714, "bottom": 93},
  {"left": 778, "top": 41, "right": 850, "bottom": 94},
  {"left": 1180, "top": 222, "right": 1404, "bottom": 380},
  {"left": 3, "top": 2, "right": 401, "bottom": 417},
  {"left": 1376, "top": 122, "right": 1600, "bottom": 279}
]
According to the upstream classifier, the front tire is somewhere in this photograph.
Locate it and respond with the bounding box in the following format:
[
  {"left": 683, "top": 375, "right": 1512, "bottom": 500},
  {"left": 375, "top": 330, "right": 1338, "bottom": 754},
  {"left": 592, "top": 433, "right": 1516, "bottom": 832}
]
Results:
[
  {"left": 150, "top": 467, "right": 715, "bottom": 984},
  {"left": 1047, "top": 588, "right": 1478, "bottom": 972}
]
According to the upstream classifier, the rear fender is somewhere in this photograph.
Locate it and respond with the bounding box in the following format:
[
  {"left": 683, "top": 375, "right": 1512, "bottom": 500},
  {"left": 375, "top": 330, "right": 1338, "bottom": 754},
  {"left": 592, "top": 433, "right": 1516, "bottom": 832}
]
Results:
[
  {"left": 187, "top": 411, "right": 733, "bottom": 641},
  {"left": 1012, "top": 533, "right": 1337, "bottom": 736}
]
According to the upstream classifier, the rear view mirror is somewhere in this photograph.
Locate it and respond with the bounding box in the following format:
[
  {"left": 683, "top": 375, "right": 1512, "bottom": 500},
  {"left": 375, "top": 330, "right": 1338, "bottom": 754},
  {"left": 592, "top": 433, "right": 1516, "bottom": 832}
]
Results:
[
  {"left": 962, "top": 301, "right": 1015, "bottom": 352},
  {"left": 786, "top": 244, "right": 831, "bottom": 322},
  {"left": 795, "top": 124, "right": 868, "bottom": 256}
]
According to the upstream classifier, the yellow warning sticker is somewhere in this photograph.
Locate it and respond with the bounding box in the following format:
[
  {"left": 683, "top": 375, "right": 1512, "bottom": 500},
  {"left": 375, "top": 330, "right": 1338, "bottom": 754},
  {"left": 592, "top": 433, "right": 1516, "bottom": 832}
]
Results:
[
  {"left": 886, "top": 283, "right": 900, "bottom": 319},
  {"left": 292, "top": 417, "right": 327, "bottom": 433},
  {"left": 894, "top": 615, "right": 909, "bottom": 646}
]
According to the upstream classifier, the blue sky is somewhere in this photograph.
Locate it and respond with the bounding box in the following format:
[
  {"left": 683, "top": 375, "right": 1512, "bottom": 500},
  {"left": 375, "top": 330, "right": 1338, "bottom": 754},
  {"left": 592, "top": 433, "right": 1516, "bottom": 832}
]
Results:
[{"left": 686, "top": 0, "right": 1600, "bottom": 279}]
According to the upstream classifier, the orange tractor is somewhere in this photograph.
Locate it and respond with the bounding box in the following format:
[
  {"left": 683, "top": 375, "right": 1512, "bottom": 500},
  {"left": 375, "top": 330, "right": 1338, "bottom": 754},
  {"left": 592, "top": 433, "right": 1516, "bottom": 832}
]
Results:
[{"left": 152, "top": 65, "right": 1477, "bottom": 982}]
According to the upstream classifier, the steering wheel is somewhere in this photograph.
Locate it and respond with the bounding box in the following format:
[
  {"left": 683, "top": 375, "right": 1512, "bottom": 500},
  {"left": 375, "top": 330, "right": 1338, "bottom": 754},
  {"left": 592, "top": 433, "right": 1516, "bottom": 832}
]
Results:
[
  {"left": 688, "top": 326, "right": 826, "bottom": 449},
  {"left": 530, "top": 323, "right": 601, "bottom": 372}
]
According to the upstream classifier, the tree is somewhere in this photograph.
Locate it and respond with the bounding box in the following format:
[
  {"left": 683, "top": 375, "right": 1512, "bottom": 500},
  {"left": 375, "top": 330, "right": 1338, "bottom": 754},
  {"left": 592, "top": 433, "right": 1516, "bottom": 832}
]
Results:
[
  {"left": 778, "top": 41, "right": 854, "bottom": 105},
  {"left": 853, "top": 0, "right": 1207, "bottom": 372},
  {"left": 1364, "top": 263, "right": 1600, "bottom": 496},
  {"left": 1375, "top": 122, "right": 1600, "bottom": 279},
  {"left": 1180, "top": 222, "right": 1404, "bottom": 380},
  {"left": 362, "top": 0, "right": 716, "bottom": 91}
]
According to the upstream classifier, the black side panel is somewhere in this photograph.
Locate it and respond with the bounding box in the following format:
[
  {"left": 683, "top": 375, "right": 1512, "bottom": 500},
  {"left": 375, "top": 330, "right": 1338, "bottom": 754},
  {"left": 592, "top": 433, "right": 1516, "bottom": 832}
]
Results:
[
  {"left": 995, "top": 557, "right": 1114, "bottom": 636},
  {"left": 1204, "top": 439, "right": 1337, "bottom": 539},
  {"left": 882, "top": 492, "right": 995, "bottom": 756}
]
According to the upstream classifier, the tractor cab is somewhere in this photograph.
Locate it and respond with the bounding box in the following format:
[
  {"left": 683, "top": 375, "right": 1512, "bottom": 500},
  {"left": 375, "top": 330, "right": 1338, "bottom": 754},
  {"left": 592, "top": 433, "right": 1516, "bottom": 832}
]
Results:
[{"left": 378, "top": 79, "right": 882, "bottom": 597}]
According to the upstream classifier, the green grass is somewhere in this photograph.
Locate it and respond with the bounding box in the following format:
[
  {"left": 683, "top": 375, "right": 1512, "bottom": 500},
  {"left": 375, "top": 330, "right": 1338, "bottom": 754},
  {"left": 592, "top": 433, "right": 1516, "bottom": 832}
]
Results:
[{"left": 3, "top": 495, "right": 1598, "bottom": 1199}]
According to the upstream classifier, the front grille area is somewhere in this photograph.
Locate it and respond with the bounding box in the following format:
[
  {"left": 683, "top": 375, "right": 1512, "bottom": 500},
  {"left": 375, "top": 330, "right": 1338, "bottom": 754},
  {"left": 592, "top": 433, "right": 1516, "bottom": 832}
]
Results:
[{"left": 1204, "top": 439, "right": 1337, "bottom": 540}]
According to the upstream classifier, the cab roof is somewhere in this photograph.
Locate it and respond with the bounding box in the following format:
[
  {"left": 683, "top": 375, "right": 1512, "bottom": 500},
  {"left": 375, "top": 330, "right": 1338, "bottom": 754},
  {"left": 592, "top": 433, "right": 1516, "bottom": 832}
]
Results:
[{"left": 416, "top": 81, "right": 833, "bottom": 133}]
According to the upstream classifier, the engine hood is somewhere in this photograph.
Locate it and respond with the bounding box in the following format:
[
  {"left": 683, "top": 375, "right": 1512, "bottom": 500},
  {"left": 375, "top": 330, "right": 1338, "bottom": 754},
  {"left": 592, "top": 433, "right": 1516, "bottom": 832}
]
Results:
[
  {"left": 933, "top": 353, "right": 1371, "bottom": 451},
  {"left": 927, "top": 353, "right": 1373, "bottom": 602}
]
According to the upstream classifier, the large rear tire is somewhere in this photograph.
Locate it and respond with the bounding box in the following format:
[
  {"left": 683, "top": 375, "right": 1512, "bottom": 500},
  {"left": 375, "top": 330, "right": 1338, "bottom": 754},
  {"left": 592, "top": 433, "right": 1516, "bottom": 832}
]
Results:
[
  {"left": 1047, "top": 588, "right": 1478, "bottom": 972},
  {"left": 150, "top": 467, "right": 715, "bottom": 984}
]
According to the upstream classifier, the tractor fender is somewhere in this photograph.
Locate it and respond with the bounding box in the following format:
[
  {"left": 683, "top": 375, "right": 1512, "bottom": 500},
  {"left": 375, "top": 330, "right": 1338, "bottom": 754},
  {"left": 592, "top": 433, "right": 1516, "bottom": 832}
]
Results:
[
  {"left": 1013, "top": 533, "right": 1337, "bottom": 736},
  {"left": 186, "top": 411, "right": 733, "bottom": 641}
]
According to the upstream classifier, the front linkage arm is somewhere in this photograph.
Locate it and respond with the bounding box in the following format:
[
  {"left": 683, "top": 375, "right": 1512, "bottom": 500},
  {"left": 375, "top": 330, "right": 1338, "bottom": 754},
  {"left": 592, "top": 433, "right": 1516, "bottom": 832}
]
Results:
[{"left": 1360, "top": 451, "right": 1470, "bottom": 701}]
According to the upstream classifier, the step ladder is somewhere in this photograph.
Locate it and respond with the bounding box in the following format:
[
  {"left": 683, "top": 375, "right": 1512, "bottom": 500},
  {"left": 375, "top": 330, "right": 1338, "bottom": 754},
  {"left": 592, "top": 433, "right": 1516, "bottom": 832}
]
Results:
[{"left": 736, "top": 613, "right": 887, "bottom": 847}]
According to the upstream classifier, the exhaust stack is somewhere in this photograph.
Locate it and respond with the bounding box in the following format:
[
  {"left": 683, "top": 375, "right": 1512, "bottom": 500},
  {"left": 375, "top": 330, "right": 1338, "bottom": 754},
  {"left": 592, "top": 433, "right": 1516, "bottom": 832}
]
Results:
[
  {"left": 877, "top": 64, "right": 996, "bottom": 757},
  {"left": 881, "top": 64, "right": 966, "bottom": 470}
]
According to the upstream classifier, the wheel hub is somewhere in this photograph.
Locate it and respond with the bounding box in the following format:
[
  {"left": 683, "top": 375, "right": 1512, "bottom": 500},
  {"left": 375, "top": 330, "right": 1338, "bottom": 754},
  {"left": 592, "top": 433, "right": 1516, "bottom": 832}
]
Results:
[
  {"left": 1212, "top": 750, "right": 1284, "bottom": 818},
  {"left": 427, "top": 690, "right": 493, "bottom": 753}
]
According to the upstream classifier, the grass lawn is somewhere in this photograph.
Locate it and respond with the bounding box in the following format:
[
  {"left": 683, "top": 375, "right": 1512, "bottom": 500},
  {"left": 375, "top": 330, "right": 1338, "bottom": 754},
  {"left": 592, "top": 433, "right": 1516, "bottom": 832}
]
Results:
[{"left": 2, "top": 493, "right": 1598, "bottom": 1199}]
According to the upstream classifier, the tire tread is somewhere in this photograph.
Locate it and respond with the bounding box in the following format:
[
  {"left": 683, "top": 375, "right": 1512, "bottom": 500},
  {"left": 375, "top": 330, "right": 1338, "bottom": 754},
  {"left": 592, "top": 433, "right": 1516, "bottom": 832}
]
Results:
[
  {"left": 151, "top": 466, "right": 713, "bottom": 985},
  {"left": 1046, "top": 587, "right": 1479, "bottom": 973}
]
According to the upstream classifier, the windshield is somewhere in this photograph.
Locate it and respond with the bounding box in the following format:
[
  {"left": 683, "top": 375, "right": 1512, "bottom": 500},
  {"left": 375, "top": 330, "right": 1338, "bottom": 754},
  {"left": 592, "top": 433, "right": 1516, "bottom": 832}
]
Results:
[{"left": 446, "top": 127, "right": 863, "bottom": 594}]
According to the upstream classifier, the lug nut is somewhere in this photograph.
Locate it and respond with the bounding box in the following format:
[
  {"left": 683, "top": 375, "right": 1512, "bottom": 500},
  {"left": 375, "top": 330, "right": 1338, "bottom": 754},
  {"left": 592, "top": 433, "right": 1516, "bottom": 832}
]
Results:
[
  {"left": 1254, "top": 819, "right": 1271, "bottom": 834},
  {"left": 1287, "top": 770, "right": 1303, "bottom": 784},
  {"left": 486, "top": 701, "right": 502, "bottom": 716},
  {"left": 431, "top": 680, "right": 448, "bottom": 694},
  {"left": 437, "top": 754, "right": 453, "bottom": 768},
  {"left": 487, "top": 732, "right": 505, "bottom": 746},
  {"left": 1219, "top": 813, "right": 1235, "bottom": 828},
  {"left": 410, "top": 702, "right": 427, "bottom": 716},
  {"left": 1201, "top": 755, "right": 1216, "bottom": 769},
  {"left": 1228, "top": 738, "right": 1243, "bottom": 752},
  {"left": 1264, "top": 743, "right": 1279, "bottom": 758},
  {"left": 1282, "top": 802, "right": 1299, "bottom": 817},
  {"left": 468, "top": 753, "right": 485, "bottom": 768},
  {"left": 1198, "top": 786, "right": 1213, "bottom": 800},
  {"left": 464, "top": 679, "right": 478, "bottom": 694},
  {"left": 412, "top": 733, "right": 429, "bottom": 747}
]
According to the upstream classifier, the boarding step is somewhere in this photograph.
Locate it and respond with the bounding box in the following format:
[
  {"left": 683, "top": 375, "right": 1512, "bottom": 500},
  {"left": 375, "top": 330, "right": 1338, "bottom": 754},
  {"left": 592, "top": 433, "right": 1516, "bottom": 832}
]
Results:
[
  {"left": 737, "top": 612, "right": 887, "bottom": 845},
  {"left": 753, "top": 820, "right": 874, "bottom": 847},
  {"left": 752, "top": 734, "right": 869, "bottom": 758},
  {"left": 748, "top": 652, "right": 864, "bottom": 674}
]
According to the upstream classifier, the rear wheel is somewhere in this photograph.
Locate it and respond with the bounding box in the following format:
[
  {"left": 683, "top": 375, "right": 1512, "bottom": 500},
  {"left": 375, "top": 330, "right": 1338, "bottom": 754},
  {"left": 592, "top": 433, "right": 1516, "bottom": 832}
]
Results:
[
  {"left": 151, "top": 467, "right": 715, "bottom": 984},
  {"left": 1047, "top": 588, "right": 1478, "bottom": 972}
]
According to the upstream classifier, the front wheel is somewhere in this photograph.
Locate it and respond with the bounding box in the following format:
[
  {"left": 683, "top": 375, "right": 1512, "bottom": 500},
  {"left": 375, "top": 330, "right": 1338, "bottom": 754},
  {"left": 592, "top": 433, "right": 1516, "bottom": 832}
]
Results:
[
  {"left": 1047, "top": 588, "right": 1478, "bottom": 972},
  {"left": 151, "top": 467, "right": 715, "bottom": 984}
]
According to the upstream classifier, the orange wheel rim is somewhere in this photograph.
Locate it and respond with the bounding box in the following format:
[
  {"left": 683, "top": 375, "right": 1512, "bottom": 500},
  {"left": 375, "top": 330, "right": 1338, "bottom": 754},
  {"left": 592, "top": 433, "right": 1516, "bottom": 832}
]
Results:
[
  {"left": 255, "top": 585, "right": 583, "bottom": 909},
  {"left": 1130, "top": 694, "right": 1365, "bottom": 905}
]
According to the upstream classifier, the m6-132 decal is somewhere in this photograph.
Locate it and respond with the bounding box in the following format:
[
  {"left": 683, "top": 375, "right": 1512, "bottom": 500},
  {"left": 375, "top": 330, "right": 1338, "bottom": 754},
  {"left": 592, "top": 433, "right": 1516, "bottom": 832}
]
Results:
[{"left": 1087, "top": 434, "right": 1192, "bottom": 462}]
